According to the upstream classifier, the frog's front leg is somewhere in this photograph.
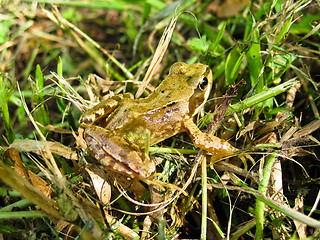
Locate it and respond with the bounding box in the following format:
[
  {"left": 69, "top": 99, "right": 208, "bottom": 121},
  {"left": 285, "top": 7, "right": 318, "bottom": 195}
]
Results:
[
  {"left": 83, "top": 125, "right": 156, "bottom": 178},
  {"left": 183, "top": 118, "right": 238, "bottom": 161},
  {"left": 79, "top": 93, "right": 133, "bottom": 125}
]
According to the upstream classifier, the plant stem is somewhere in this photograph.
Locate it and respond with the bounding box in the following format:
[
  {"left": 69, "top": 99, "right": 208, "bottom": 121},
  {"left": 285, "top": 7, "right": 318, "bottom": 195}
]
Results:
[
  {"left": 255, "top": 152, "right": 279, "bottom": 239},
  {"left": 0, "top": 211, "right": 46, "bottom": 219},
  {"left": 201, "top": 154, "right": 207, "bottom": 240}
]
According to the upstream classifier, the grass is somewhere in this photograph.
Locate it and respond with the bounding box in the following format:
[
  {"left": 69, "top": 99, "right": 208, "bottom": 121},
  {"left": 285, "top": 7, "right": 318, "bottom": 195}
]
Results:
[{"left": 0, "top": 0, "right": 320, "bottom": 239}]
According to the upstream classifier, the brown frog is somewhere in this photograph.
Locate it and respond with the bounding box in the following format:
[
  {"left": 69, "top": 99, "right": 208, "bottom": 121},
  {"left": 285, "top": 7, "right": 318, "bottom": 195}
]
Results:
[{"left": 79, "top": 62, "right": 237, "bottom": 179}]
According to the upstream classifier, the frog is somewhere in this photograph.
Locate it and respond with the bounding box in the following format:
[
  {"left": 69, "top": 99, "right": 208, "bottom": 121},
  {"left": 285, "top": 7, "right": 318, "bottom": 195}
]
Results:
[{"left": 79, "top": 62, "right": 237, "bottom": 179}]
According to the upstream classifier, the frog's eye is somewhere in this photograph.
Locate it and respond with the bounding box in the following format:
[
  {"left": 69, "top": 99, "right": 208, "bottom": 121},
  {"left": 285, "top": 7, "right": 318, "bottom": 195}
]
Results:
[{"left": 198, "top": 77, "right": 208, "bottom": 91}]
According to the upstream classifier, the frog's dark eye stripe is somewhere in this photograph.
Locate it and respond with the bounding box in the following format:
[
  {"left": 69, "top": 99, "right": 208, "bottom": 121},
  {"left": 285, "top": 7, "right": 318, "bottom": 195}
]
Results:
[{"left": 198, "top": 77, "right": 208, "bottom": 91}]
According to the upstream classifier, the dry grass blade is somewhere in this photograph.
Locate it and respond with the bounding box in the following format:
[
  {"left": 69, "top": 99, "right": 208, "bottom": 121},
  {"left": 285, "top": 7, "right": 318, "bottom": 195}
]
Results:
[
  {"left": 135, "top": 13, "right": 180, "bottom": 98},
  {"left": 86, "top": 167, "right": 111, "bottom": 205},
  {"left": 50, "top": 72, "right": 88, "bottom": 112},
  {"left": 7, "top": 149, "right": 53, "bottom": 197},
  {"left": 293, "top": 119, "right": 320, "bottom": 138},
  {"left": 110, "top": 153, "right": 204, "bottom": 217},
  {"left": 10, "top": 139, "right": 78, "bottom": 161},
  {"left": 293, "top": 197, "right": 307, "bottom": 238},
  {"left": 0, "top": 161, "right": 61, "bottom": 219},
  {"left": 43, "top": 6, "right": 133, "bottom": 79}
]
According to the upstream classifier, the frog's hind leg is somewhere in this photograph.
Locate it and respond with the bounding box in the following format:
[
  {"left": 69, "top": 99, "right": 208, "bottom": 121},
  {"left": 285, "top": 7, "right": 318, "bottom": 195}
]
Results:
[
  {"left": 83, "top": 125, "right": 156, "bottom": 178},
  {"left": 184, "top": 119, "right": 254, "bottom": 168},
  {"left": 183, "top": 118, "right": 238, "bottom": 161}
]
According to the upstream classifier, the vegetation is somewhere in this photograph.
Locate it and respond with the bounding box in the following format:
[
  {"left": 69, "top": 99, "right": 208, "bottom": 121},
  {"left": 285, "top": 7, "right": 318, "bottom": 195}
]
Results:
[{"left": 0, "top": 0, "right": 319, "bottom": 239}]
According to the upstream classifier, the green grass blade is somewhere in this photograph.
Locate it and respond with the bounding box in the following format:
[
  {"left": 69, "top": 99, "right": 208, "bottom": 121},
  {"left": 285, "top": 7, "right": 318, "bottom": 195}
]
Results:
[
  {"left": 0, "top": 211, "right": 46, "bottom": 219},
  {"left": 255, "top": 152, "right": 279, "bottom": 240},
  {"left": 0, "top": 199, "right": 33, "bottom": 212},
  {"left": 225, "top": 46, "right": 245, "bottom": 85},
  {"left": 275, "top": 14, "right": 294, "bottom": 45},
  {"left": 247, "top": 29, "right": 264, "bottom": 92},
  {"left": 21, "top": 0, "right": 136, "bottom": 10},
  {"left": 31, "top": 65, "right": 50, "bottom": 135},
  {"left": 201, "top": 155, "right": 207, "bottom": 240},
  {"left": 210, "top": 21, "right": 227, "bottom": 55},
  {"left": 227, "top": 79, "right": 298, "bottom": 114},
  {"left": 35, "top": 64, "right": 44, "bottom": 92},
  {"left": 0, "top": 74, "right": 15, "bottom": 143}
]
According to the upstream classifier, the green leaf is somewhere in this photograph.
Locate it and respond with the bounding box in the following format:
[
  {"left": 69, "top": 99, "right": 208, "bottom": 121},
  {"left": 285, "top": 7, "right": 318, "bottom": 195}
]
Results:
[
  {"left": 35, "top": 65, "right": 44, "bottom": 95},
  {"left": 61, "top": 7, "right": 82, "bottom": 22},
  {"left": 274, "top": 0, "right": 282, "bottom": 12},
  {"left": 146, "top": 0, "right": 165, "bottom": 9},
  {"left": 187, "top": 35, "right": 209, "bottom": 53},
  {"left": 212, "top": 61, "right": 225, "bottom": 82},
  {"left": 142, "top": 2, "right": 151, "bottom": 24},
  {"left": 57, "top": 56, "right": 63, "bottom": 77},
  {"left": 247, "top": 28, "right": 264, "bottom": 93},
  {"left": 0, "top": 74, "right": 15, "bottom": 143},
  {"left": 275, "top": 14, "right": 294, "bottom": 44},
  {"left": 266, "top": 51, "right": 296, "bottom": 82},
  {"left": 290, "top": 15, "right": 319, "bottom": 34},
  {"left": 31, "top": 66, "right": 50, "bottom": 136},
  {"left": 209, "top": 21, "right": 226, "bottom": 55},
  {"left": 0, "top": 19, "right": 13, "bottom": 45},
  {"left": 225, "top": 46, "right": 245, "bottom": 85}
]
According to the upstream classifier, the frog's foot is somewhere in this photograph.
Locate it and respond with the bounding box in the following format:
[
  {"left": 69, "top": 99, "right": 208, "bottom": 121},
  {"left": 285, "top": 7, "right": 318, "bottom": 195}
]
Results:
[
  {"left": 226, "top": 152, "right": 255, "bottom": 170},
  {"left": 210, "top": 150, "right": 255, "bottom": 173},
  {"left": 238, "top": 152, "right": 255, "bottom": 170},
  {"left": 141, "top": 177, "right": 187, "bottom": 195}
]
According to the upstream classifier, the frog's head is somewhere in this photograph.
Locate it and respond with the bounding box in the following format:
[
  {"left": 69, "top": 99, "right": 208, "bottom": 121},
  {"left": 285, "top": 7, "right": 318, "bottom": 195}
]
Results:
[{"left": 168, "top": 62, "right": 213, "bottom": 117}]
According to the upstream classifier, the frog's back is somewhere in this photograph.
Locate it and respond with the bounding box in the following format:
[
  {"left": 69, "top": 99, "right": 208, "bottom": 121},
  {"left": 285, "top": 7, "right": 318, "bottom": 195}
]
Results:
[{"left": 105, "top": 97, "right": 189, "bottom": 148}]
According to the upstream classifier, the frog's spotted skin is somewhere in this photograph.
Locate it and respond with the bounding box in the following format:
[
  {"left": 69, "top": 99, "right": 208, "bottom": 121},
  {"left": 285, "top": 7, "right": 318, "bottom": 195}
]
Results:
[{"left": 79, "top": 62, "right": 237, "bottom": 178}]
